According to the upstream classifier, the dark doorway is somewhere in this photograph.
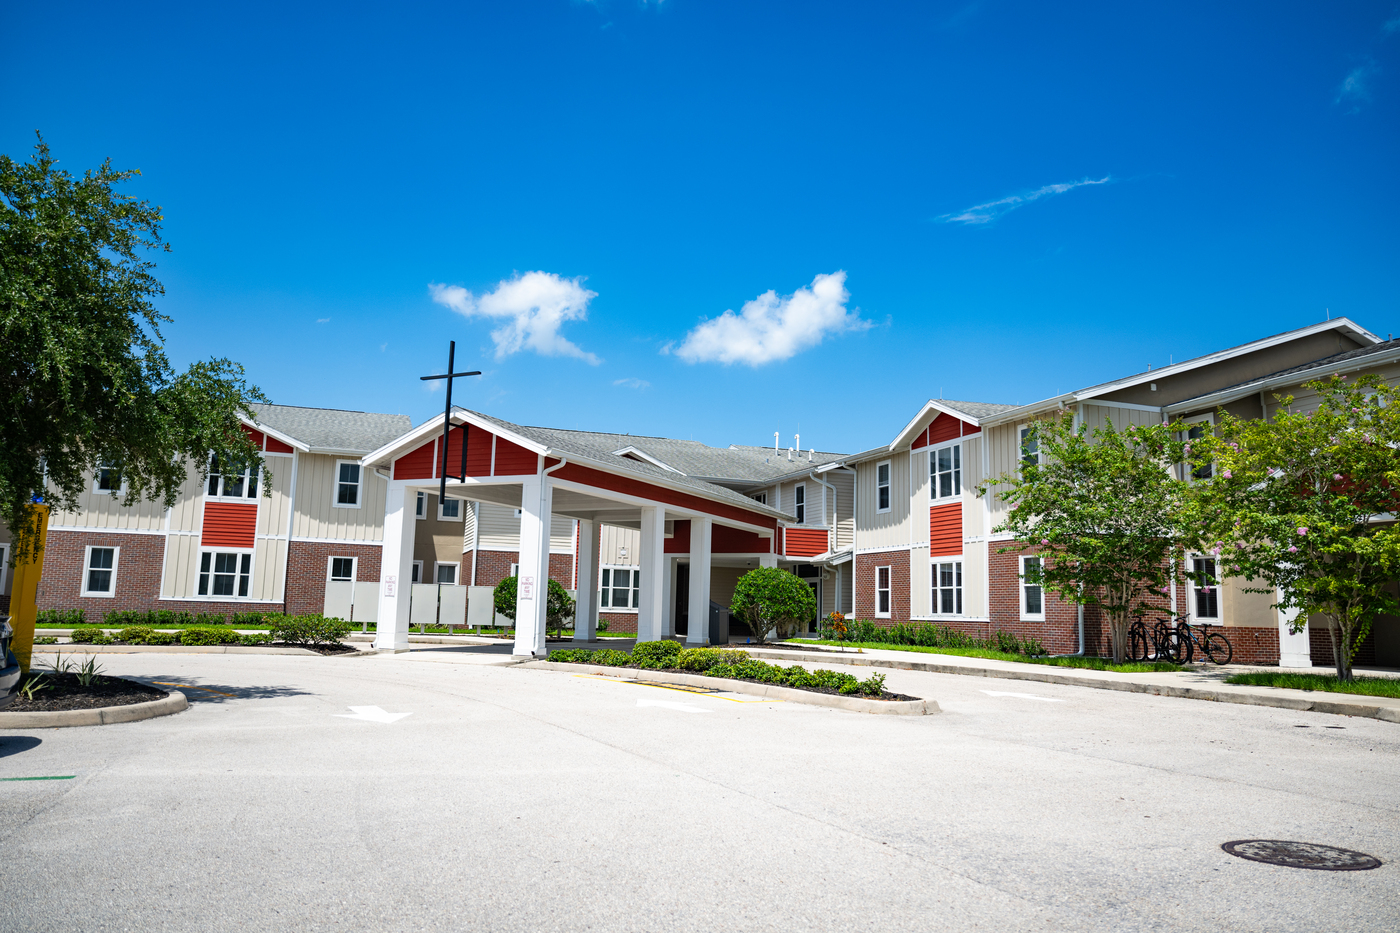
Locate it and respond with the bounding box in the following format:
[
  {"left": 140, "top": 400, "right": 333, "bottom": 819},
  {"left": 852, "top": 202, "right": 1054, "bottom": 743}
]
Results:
[{"left": 675, "top": 563, "right": 689, "bottom": 637}]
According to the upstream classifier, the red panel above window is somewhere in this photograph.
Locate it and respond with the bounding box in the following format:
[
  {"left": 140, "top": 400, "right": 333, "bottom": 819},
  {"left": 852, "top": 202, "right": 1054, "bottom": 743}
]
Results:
[
  {"left": 785, "top": 527, "right": 827, "bottom": 557},
  {"left": 929, "top": 502, "right": 962, "bottom": 555},
  {"left": 202, "top": 502, "right": 257, "bottom": 548},
  {"left": 265, "top": 436, "right": 294, "bottom": 454},
  {"left": 394, "top": 438, "right": 437, "bottom": 480},
  {"left": 493, "top": 437, "right": 538, "bottom": 475},
  {"left": 240, "top": 425, "right": 265, "bottom": 449},
  {"left": 927, "top": 412, "right": 970, "bottom": 445}
]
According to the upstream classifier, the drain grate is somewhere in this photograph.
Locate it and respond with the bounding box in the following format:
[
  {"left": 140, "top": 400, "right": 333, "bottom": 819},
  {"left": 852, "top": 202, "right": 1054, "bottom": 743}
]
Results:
[{"left": 1222, "top": 840, "right": 1382, "bottom": 871}]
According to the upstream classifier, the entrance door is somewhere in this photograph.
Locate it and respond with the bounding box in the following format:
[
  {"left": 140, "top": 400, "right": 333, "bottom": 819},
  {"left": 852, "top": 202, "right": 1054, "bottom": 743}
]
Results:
[
  {"left": 675, "top": 563, "right": 690, "bottom": 637},
  {"left": 806, "top": 580, "right": 822, "bottom": 635}
]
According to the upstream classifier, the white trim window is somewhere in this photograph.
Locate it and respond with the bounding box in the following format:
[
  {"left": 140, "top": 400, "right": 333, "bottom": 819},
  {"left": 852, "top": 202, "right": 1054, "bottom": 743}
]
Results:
[
  {"left": 1183, "top": 415, "right": 1215, "bottom": 481},
  {"left": 600, "top": 565, "right": 640, "bottom": 611},
  {"left": 411, "top": 560, "right": 424, "bottom": 584},
  {"left": 435, "top": 562, "right": 459, "bottom": 585},
  {"left": 198, "top": 550, "right": 252, "bottom": 598},
  {"left": 794, "top": 483, "right": 806, "bottom": 524},
  {"left": 207, "top": 454, "right": 259, "bottom": 500},
  {"left": 328, "top": 556, "right": 356, "bottom": 582},
  {"left": 82, "top": 545, "right": 119, "bottom": 597},
  {"left": 93, "top": 462, "right": 124, "bottom": 495},
  {"left": 875, "top": 565, "right": 891, "bottom": 618},
  {"left": 1018, "top": 424, "right": 1040, "bottom": 474},
  {"left": 1191, "top": 555, "right": 1220, "bottom": 620},
  {"left": 751, "top": 492, "right": 767, "bottom": 505},
  {"left": 1020, "top": 555, "right": 1045, "bottom": 621},
  {"left": 931, "top": 442, "right": 962, "bottom": 500},
  {"left": 876, "top": 461, "right": 892, "bottom": 513},
  {"left": 438, "top": 497, "right": 462, "bottom": 521},
  {"left": 933, "top": 559, "right": 963, "bottom": 615},
  {"left": 416, "top": 491, "right": 426, "bottom": 519},
  {"left": 334, "top": 461, "right": 362, "bottom": 508},
  {"left": 509, "top": 562, "right": 520, "bottom": 578}
]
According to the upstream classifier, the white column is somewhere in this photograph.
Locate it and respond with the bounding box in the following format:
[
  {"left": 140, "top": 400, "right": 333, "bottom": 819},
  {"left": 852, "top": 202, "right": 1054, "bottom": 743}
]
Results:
[
  {"left": 637, "top": 505, "right": 667, "bottom": 642},
  {"left": 1278, "top": 591, "right": 1312, "bottom": 668},
  {"left": 687, "top": 517, "right": 713, "bottom": 646},
  {"left": 575, "top": 518, "right": 599, "bottom": 642},
  {"left": 374, "top": 482, "right": 416, "bottom": 652},
  {"left": 512, "top": 474, "right": 552, "bottom": 657}
]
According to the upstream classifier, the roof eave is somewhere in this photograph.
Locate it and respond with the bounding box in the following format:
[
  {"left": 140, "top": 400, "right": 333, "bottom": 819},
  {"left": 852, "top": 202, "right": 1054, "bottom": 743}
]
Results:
[{"left": 1164, "top": 345, "right": 1400, "bottom": 414}]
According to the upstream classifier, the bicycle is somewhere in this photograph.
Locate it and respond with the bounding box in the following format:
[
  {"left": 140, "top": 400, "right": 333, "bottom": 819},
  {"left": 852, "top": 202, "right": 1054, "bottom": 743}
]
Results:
[{"left": 1171, "top": 617, "right": 1234, "bottom": 665}]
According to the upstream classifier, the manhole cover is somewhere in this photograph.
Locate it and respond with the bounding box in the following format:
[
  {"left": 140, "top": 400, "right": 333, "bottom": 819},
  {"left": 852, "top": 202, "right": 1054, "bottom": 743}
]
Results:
[{"left": 1222, "top": 840, "right": 1382, "bottom": 871}]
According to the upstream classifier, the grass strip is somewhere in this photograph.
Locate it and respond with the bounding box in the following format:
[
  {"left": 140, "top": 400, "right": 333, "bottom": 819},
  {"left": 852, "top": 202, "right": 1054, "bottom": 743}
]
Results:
[
  {"left": 37, "top": 623, "right": 273, "bottom": 631},
  {"left": 0, "top": 776, "right": 76, "bottom": 782},
  {"left": 1224, "top": 671, "right": 1400, "bottom": 698},
  {"left": 788, "top": 639, "right": 1180, "bottom": 674}
]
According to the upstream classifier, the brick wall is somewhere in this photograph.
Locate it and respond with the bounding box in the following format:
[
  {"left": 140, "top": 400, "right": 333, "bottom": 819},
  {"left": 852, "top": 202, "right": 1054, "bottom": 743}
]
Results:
[
  {"left": 1310, "top": 624, "right": 1375, "bottom": 668},
  {"left": 469, "top": 549, "right": 574, "bottom": 589},
  {"left": 599, "top": 611, "right": 638, "bottom": 635},
  {"left": 285, "top": 541, "right": 382, "bottom": 616},
  {"left": 988, "top": 546, "right": 1081, "bottom": 654},
  {"left": 36, "top": 530, "right": 168, "bottom": 615},
  {"left": 854, "top": 550, "right": 910, "bottom": 621}
]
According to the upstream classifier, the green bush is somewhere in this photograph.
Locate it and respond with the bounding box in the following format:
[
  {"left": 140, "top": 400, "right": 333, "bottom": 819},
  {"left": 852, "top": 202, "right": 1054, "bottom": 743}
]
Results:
[
  {"left": 146, "top": 630, "right": 178, "bottom": 646},
  {"left": 178, "top": 627, "right": 241, "bottom": 646},
  {"left": 69, "top": 628, "right": 102, "bottom": 643},
  {"left": 632, "top": 639, "right": 683, "bottom": 668},
  {"left": 675, "top": 647, "right": 750, "bottom": 672},
  {"left": 34, "top": 636, "right": 58, "bottom": 645},
  {"left": 493, "top": 576, "right": 576, "bottom": 637},
  {"left": 37, "top": 608, "right": 85, "bottom": 625},
  {"left": 240, "top": 632, "right": 270, "bottom": 646},
  {"left": 116, "top": 627, "right": 155, "bottom": 645},
  {"left": 730, "top": 567, "right": 817, "bottom": 643},
  {"left": 267, "top": 614, "right": 352, "bottom": 647}
]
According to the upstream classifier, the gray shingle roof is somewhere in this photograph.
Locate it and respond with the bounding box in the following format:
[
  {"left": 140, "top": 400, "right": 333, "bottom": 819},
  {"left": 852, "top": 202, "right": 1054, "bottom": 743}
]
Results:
[
  {"left": 458, "top": 409, "right": 807, "bottom": 521},
  {"left": 935, "top": 399, "right": 1020, "bottom": 420},
  {"left": 253, "top": 404, "right": 412, "bottom": 454}
]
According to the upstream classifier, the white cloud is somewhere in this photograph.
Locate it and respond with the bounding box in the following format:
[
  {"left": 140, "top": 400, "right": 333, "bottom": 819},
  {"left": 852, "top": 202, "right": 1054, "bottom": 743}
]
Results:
[
  {"left": 1336, "top": 61, "right": 1379, "bottom": 112},
  {"left": 937, "top": 176, "right": 1112, "bottom": 225},
  {"left": 316, "top": 317, "right": 331, "bottom": 323},
  {"left": 430, "top": 272, "right": 600, "bottom": 364},
  {"left": 669, "top": 271, "right": 868, "bottom": 367},
  {"left": 613, "top": 377, "right": 650, "bottom": 389}
]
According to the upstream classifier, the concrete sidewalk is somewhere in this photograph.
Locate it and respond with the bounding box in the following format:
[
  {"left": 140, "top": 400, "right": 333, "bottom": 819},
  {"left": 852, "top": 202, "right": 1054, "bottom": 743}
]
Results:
[{"left": 741, "top": 643, "right": 1400, "bottom": 723}]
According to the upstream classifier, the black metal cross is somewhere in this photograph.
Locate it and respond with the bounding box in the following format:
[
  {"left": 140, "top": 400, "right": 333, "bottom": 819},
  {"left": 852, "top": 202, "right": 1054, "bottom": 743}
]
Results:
[{"left": 419, "top": 340, "right": 481, "bottom": 503}]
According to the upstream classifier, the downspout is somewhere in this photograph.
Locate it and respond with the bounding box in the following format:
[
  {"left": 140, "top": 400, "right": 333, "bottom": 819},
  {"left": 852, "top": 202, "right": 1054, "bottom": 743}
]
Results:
[{"left": 810, "top": 470, "right": 838, "bottom": 621}]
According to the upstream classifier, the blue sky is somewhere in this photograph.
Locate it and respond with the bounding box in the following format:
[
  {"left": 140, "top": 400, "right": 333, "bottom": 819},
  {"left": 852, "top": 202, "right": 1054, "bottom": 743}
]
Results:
[{"left": 4, "top": 1, "right": 1399, "bottom": 454}]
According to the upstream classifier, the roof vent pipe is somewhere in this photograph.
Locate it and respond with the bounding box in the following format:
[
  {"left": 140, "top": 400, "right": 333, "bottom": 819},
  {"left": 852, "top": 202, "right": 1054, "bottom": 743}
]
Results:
[
  {"left": 788, "top": 446, "right": 793, "bottom": 461},
  {"left": 795, "top": 433, "right": 800, "bottom": 453},
  {"left": 809, "top": 447, "right": 814, "bottom": 462},
  {"left": 774, "top": 431, "right": 779, "bottom": 452}
]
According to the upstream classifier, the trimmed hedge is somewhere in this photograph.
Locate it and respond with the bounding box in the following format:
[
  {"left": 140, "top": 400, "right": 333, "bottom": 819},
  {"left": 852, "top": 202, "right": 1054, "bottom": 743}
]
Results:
[
  {"left": 547, "top": 643, "right": 889, "bottom": 697},
  {"left": 266, "top": 614, "right": 351, "bottom": 647},
  {"left": 55, "top": 614, "right": 348, "bottom": 648},
  {"left": 101, "top": 609, "right": 272, "bottom": 627},
  {"left": 37, "top": 608, "right": 85, "bottom": 625},
  {"left": 818, "top": 618, "right": 1046, "bottom": 657}
]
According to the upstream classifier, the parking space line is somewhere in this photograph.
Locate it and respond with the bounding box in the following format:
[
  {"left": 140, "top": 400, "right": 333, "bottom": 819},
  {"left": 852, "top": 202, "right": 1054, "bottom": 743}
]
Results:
[{"left": 573, "top": 673, "right": 779, "bottom": 704}]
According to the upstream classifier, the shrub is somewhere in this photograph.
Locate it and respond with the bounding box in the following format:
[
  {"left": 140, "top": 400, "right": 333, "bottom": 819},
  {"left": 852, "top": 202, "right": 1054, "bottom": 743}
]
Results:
[
  {"left": 37, "top": 608, "right": 84, "bottom": 625},
  {"left": 69, "top": 628, "right": 102, "bottom": 644},
  {"left": 34, "top": 636, "right": 58, "bottom": 645},
  {"left": 493, "top": 576, "right": 576, "bottom": 637},
  {"left": 146, "top": 630, "right": 178, "bottom": 646},
  {"left": 675, "top": 647, "right": 749, "bottom": 672},
  {"left": 631, "top": 639, "right": 682, "bottom": 668},
  {"left": 240, "top": 632, "right": 269, "bottom": 646},
  {"left": 730, "top": 567, "right": 817, "bottom": 643},
  {"left": 230, "top": 611, "right": 271, "bottom": 627},
  {"left": 596, "top": 619, "right": 609, "bottom": 633},
  {"left": 268, "top": 614, "right": 352, "bottom": 647},
  {"left": 117, "top": 627, "right": 155, "bottom": 645},
  {"left": 545, "top": 648, "right": 631, "bottom": 666},
  {"left": 179, "top": 627, "right": 241, "bottom": 646}
]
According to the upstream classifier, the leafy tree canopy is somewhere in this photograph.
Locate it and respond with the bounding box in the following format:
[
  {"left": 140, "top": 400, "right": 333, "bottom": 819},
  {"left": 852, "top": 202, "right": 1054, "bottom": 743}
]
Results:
[
  {"left": 978, "top": 411, "right": 1193, "bottom": 663},
  {"left": 1189, "top": 375, "right": 1400, "bottom": 679},
  {"left": 730, "top": 566, "right": 815, "bottom": 644},
  {"left": 1, "top": 135, "right": 265, "bottom": 562},
  {"left": 493, "top": 576, "right": 576, "bottom": 637}
]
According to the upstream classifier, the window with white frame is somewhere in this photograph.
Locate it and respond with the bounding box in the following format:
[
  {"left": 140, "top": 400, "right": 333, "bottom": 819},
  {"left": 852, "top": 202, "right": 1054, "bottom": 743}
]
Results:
[
  {"left": 93, "top": 462, "right": 123, "bottom": 494},
  {"left": 933, "top": 560, "right": 963, "bottom": 615},
  {"left": 876, "top": 461, "right": 891, "bottom": 513},
  {"left": 875, "top": 565, "right": 891, "bottom": 618},
  {"left": 329, "top": 557, "right": 355, "bottom": 582},
  {"left": 438, "top": 497, "right": 462, "bottom": 521},
  {"left": 1191, "top": 556, "right": 1220, "bottom": 620},
  {"left": 335, "top": 461, "right": 361, "bottom": 507},
  {"left": 1019, "top": 424, "right": 1040, "bottom": 474},
  {"left": 207, "top": 454, "right": 259, "bottom": 499},
  {"left": 1184, "top": 416, "right": 1214, "bottom": 481},
  {"left": 931, "top": 443, "right": 961, "bottom": 500},
  {"left": 794, "top": 484, "right": 806, "bottom": 524},
  {"left": 600, "top": 565, "right": 641, "bottom": 610},
  {"left": 751, "top": 492, "right": 767, "bottom": 505},
  {"left": 198, "top": 550, "right": 252, "bottom": 597},
  {"left": 1020, "top": 555, "right": 1044, "bottom": 621},
  {"left": 509, "top": 562, "right": 520, "bottom": 578},
  {"left": 411, "top": 561, "right": 423, "bottom": 584},
  {"left": 82, "top": 546, "right": 118, "bottom": 596},
  {"left": 416, "top": 491, "right": 426, "bottom": 519},
  {"left": 435, "top": 562, "right": 458, "bottom": 585}
]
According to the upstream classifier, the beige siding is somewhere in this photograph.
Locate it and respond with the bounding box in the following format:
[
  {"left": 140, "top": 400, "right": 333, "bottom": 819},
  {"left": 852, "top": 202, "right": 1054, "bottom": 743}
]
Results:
[
  {"left": 463, "top": 499, "right": 477, "bottom": 552},
  {"left": 290, "top": 454, "right": 386, "bottom": 541},
  {"left": 961, "top": 440, "right": 985, "bottom": 541},
  {"left": 551, "top": 515, "right": 575, "bottom": 554},
  {"left": 599, "top": 524, "right": 640, "bottom": 565},
  {"left": 477, "top": 502, "right": 519, "bottom": 551},
  {"left": 1221, "top": 575, "right": 1276, "bottom": 628},
  {"left": 255, "top": 457, "right": 294, "bottom": 537},
  {"left": 854, "top": 451, "right": 913, "bottom": 549},
  {"left": 911, "top": 449, "right": 929, "bottom": 546},
  {"left": 253, "top": 538, "right": 287, "bottom": 601},
  {"left": 414, "top": 493, "right": 470, "bottom": 568},
  {"left": 984, "top": 423, "right": 1025, "bottom": 527},
  {"left": 160, "top": 532, "right": 200, "bottom": 598},
  {"left": 910, "top": 551, "right": 931, "bottom": 617},
  {"left": 962, "top": 544, "right": 988, "bottom": 619},
  {"left": 167, "top": 463, "right": 205, "bottom": 533},
  {"left": 1080, "top": 403, "right": 1161, "bottom": 435},
  {"left": 48, "top": 470, "right": 169, "bottom": 531},
  {"left": 830, "top": 470, "right": 855, "bottom": 550},
  {"left": 709, "top": 566, "right": 744, "bottom": 608}
]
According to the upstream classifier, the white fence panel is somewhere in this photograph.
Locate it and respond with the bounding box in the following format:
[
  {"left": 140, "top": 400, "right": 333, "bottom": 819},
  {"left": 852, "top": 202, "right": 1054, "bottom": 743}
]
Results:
[
  {"left": 352, "top": 582, "right": 379, "bottom": 624},
  {"left": 324, "top": 581, "right": 354, "bottom": 620},
  {"left": 439, "top": 585, "right": 467, "bottom": 630},
  {"left": 410, "top": 583, "right": 439, "bottom": 629}
]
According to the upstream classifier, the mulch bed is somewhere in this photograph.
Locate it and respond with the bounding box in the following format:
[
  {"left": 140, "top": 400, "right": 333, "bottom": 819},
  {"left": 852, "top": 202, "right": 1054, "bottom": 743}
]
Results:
[
  {"left": 8, "top": 672, "right": 167, "bottom": 713},
  {"left": 556, "top": 661, "right": 919, "bottom": 702}
]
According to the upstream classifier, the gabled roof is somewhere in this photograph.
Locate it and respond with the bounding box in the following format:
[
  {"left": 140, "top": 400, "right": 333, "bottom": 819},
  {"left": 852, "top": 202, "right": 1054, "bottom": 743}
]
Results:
[
  {"left": 889, "top": 399, "right": 1019, "bottom": 449},
  {"left": 1166, "top": 338, "right": 1400, "bottom": 413},
  {"left": 251, "top": 404, "right": 412, "bottom": 455}
]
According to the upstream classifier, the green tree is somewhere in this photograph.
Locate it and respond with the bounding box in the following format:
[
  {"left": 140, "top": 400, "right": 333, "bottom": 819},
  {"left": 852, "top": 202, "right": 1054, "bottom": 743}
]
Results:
[
  {"left": 978, "top": 411, "right": 1192, "bottom": 663},
  {"left": 1189, "top": 375, "right": 1400, "bottom": 680},
  {"left": 493, "top": 576, "right": 576, "bottom": 638},
  {"left": 1, "top": 134, "right": 265, "bottom": 562},
  {"left": 730, "top": 566, "right": 816, "bottom": 644}
]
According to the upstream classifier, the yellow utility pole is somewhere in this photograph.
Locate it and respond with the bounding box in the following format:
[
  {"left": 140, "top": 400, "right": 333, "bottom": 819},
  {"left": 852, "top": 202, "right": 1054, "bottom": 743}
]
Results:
[{"left": 9, "top": 504, "right": 50, "bottom": 672}]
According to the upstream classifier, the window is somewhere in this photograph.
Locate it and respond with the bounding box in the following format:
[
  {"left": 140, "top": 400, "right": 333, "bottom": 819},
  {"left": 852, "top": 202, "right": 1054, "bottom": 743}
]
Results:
[
  {"left": 1192, "top": 556, "right": 1220, "bottom": 620},
  {"left": 752, "top": 492, "right": 767, "bottom": 505},
  {"left": 1019, "top": 425, "right": 1040, "bottom": 473},
  {"left": 509, "top": 562, "right": 519, "bottom": 578},
  {"left": 335, "top": 461, "right": 361, "bottom": 508},
  {"left": 435, "top": 562, "right": 458, "bottom": 585},
  {"left": 82, "top": 546, "right": 118, "bottom": 596},
  {"left": 876, "top": 461, "right": 891, "bottom": 513},
  {"left": 1185, "top": 418, "right": 1214, "bottom": 481},
  {"left": 198, "top": 551, "right": 251, "bottom": 597},
  {"left": 932, "top": 443, "right": 961, "bottom": 500},
  {"left": 933, "top": 560, "right": 963, "bottom": 615},
  {"left": 411, "top": 561, "right": 423, "bottom": 584},
  {"left": 438, "top": 497, "right": 461, "bottom": 521},
  {"left": 93, "top": 462, "right": 123, "bottom": 494},
  {"left": 207, "top": 454, "right": 259, "bottom": 499},
  {"left": 416, "top": 492, "right": 425, "bottom": 519},
  {"left": 329, "top": 557, "right": 355, "bottom": 582},
  {"left": 600, "top": 566, "right": 641, "bottom": 610},
  {"left": 875, "top": 565, "right": 891, "bottom": 618},
  {"left": 794, "top": 484, "right": 806, "bottom": 524},
  {"left": 1020, "top": 555, "right": 1044, "bottom": 620}
]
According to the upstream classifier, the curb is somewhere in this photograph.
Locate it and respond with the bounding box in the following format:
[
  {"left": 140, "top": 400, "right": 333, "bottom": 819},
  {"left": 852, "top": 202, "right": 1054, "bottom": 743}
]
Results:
[
  {"left": 515, "top": 661, "right": 936, "bottom": 715},
  {"left": 0, "top": 690, "right": 188, "bottom": 729},
  {"left": 744, "top": 649, "right": 1400, "bottom": 723},
  {"left": 33, "top": 645, "right": 323, "bottom": 656}
]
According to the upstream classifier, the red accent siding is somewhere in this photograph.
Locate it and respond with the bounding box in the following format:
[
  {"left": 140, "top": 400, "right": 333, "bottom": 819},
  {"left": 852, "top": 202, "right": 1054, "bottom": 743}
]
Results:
[
  {"left": 665, "top": 519, "right": 691, "bottom": 553},
  {"left": 550, "top": 462, "right": 779, "bottom": 534},
  {"left": 266, "top": 436, "right": 294, "bottom": 454},
  {"left": 494, "top": 438, "right": 538, "bottom": 475},
  {"left": 394, "top": 438, "right": 437, "bottom": 480},
  {"left": 714, "top": 525, "right": 770, "bottom": 553},
  {"left": 928, "top": 412, "right": 969, "bottom": 445},
  {"left": 929, "top": 502, "right": 962, "bottom": 555},
  {"left": 241, "top": 425, "right": 264, "bottom": 448},
  {"left": 785, "top": 527, "right": 827, "bottom": 557},
  {"left": 465, "top": 426, "right": 493, "bottom": 476},
  {"left": 202, "top": 502, "right": 258, "bottom": 548}
]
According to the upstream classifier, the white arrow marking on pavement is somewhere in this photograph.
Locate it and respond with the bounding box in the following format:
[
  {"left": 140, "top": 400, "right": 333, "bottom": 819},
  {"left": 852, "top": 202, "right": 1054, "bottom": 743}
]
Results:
[
  {"left": 636, "top": 698, "right": 713, "bottom": 714},
  {"left": 335, "top": 706, "right": 414, "bottom": 723},
  {"left": 980, "top": 690, "right": 1063, "bottom": 702}
]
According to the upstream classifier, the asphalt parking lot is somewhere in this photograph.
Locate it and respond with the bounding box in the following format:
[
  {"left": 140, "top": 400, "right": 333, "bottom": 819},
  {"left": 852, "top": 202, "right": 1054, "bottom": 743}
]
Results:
[{"left": 2, "top": 648, "right": 1396, "bottom": 933}]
